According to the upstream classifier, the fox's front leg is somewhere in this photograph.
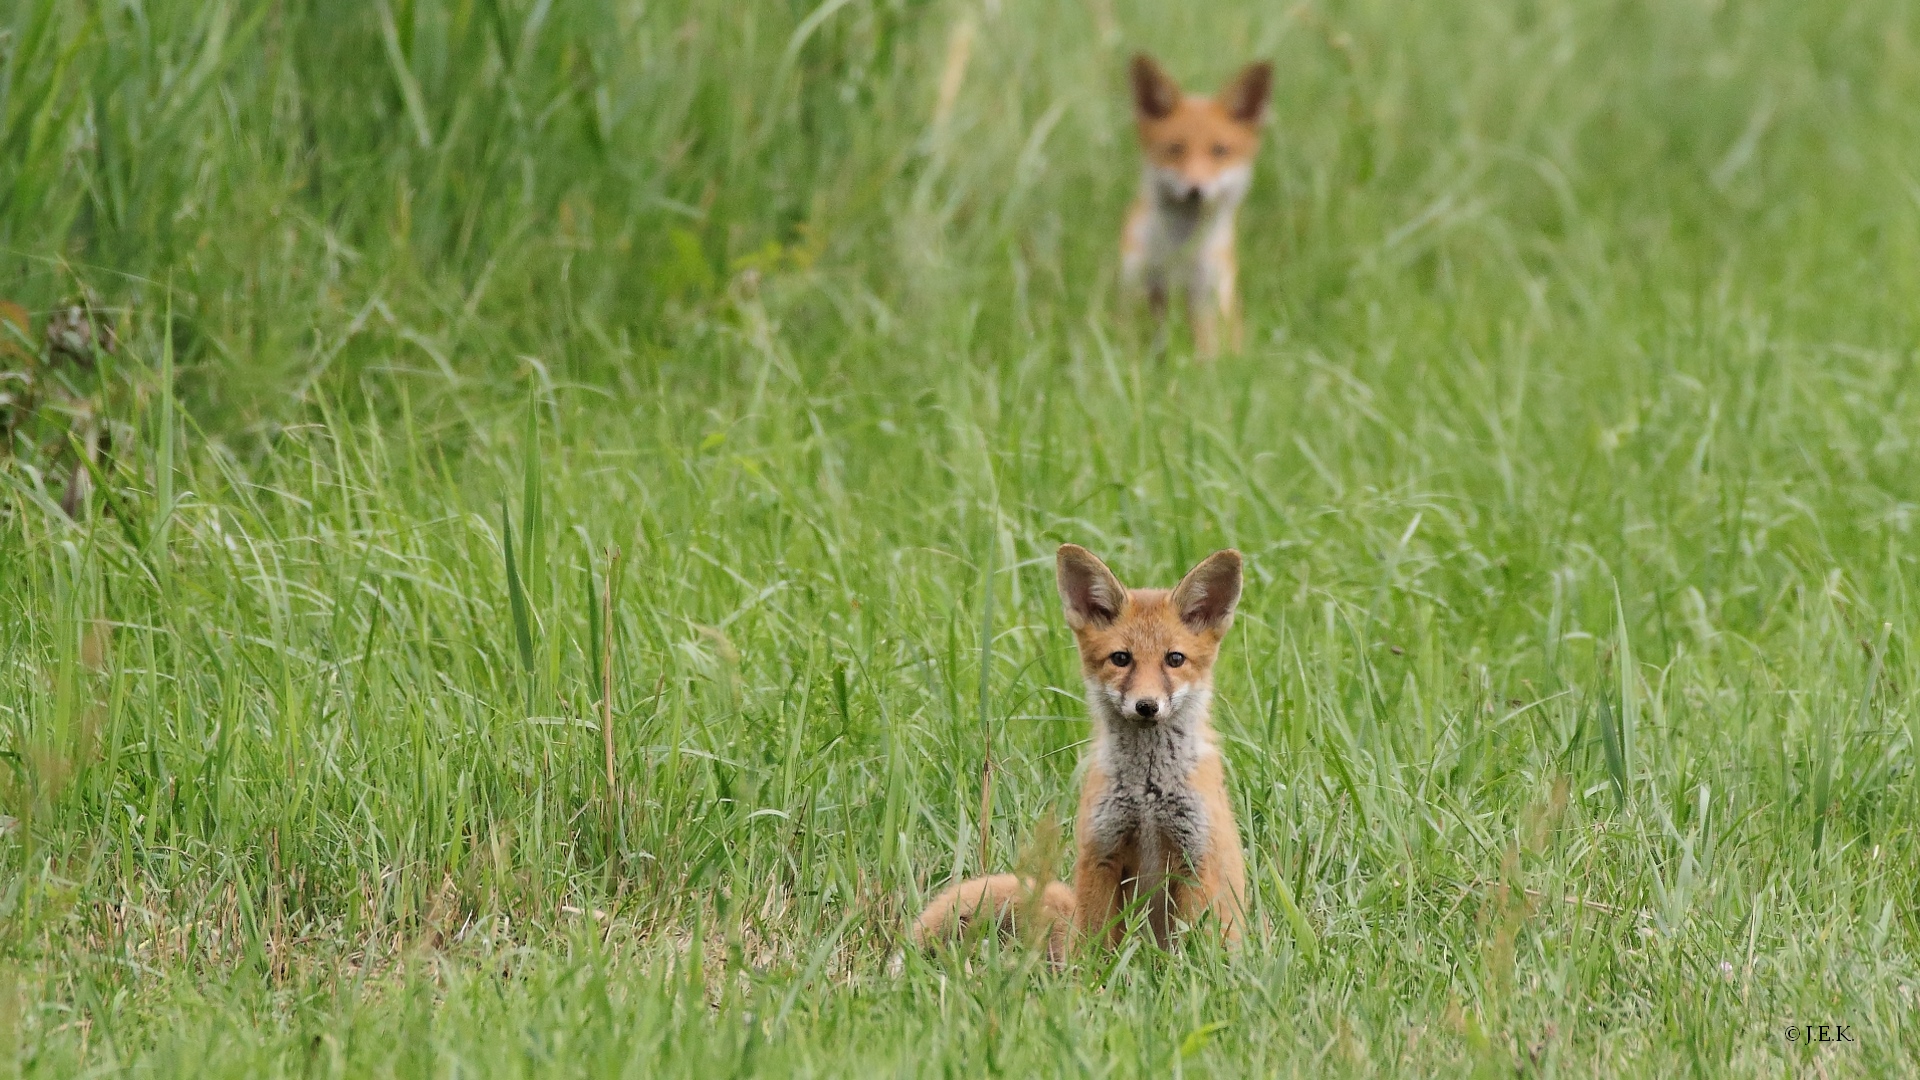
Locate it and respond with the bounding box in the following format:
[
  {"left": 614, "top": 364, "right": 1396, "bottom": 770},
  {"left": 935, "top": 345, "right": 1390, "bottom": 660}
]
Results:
[
  {"left": 1123, "top": 199, "right": 1172, "bottom": 353},
  {"left": 1171, "top": 853, "right": 1244, "bottom": 946},
  {"left": 1145, "top": 280, "right": 1172, "bottom": 355},
  {"left": 1220, "top": 274, "right": 1243, "bottom": 355},
  {"left": 1072, "top": 852, "right": 1127, "bottom": 948},
  {"left": 1188, "top": 294, "right": 1219, "bottom": 360},
  {"left": 1190, "top": 230, "right": 1240, "bottom": 360}
]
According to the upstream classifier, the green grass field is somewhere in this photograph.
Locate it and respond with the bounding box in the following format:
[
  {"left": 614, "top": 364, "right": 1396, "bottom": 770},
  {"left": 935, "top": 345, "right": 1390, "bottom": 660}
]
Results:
[{"left": 3, "top": 0, "right": 1919, "bottom": 1074}]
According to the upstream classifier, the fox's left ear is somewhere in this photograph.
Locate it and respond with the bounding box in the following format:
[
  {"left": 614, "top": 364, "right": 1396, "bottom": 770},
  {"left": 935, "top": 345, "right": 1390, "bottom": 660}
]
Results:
[
  {"left": 1171, "top": 549, "right": 1243, "bottom": 634},
  {"left": 1219, "top": 61, "right": 1273, "bottom": 125}
]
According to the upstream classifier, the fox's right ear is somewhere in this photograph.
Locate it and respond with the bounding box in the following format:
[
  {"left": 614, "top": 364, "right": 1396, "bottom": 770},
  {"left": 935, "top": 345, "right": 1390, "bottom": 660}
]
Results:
[
  {"left": 1130, "top": 54, "right": 1181, "bottom": 120},
  {"left": 1219, "top": 61, "right": 1273, "bottom": 125},
  {"left": 1057, "top": 545, "right": 1128, "bottom": 629}
]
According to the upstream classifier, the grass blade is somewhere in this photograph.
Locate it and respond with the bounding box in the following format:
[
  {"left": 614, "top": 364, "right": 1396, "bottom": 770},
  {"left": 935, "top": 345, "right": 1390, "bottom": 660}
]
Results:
[
  {"left": 502, "top": 502, "right": 535, "bottom": 690},
  {"left": 375, "top": 0, "right": 434, "bottom": 150},
  {"left": 152, "top": 287, "right": 174, "bottom": 560},
  {"left": 975, "top": 529, "right": 997, "bottom": 874},
  {"left": 1268, "top": 862, "right": 1319, "bottom": 966},
  {"left": 1612, "top": 580, "right": 1636, "bottom": 798},
  {"left": 1597, "top": 692, "right": 1627, "bottom": 809},
  {"left": 521, "top": 392, "right": 543, "bottom": 607},
  {"left": 1815, "top": 622, "right": 1891, "bottom": 849},
  {"left": 586, "top": 551, "right": 602, "bottom": 705},
  {"left": 601, "top": 546, "right": 619, "bottom": 800}
]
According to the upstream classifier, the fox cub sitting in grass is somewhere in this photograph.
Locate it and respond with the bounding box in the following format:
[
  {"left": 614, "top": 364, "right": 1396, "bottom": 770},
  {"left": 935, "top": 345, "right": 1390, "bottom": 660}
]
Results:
[
  {"left": 1122, "top": 54, "right": 1273, "bottom": 360},
  {"left": 911, "top": 545, "right": 1247, "bottom": 963}
]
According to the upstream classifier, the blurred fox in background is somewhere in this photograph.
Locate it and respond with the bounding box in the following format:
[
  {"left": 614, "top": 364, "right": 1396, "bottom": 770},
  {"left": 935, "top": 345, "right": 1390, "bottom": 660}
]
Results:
[
  {"left": 1122, "top": 54, "right": 1273, "bottom": 359},
  {"left": 910, "top": 545, "right": 1247, "bottom": 965}
]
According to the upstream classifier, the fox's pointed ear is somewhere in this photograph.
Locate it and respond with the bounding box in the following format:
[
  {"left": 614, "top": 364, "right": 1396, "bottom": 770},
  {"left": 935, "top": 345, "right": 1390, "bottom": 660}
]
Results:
[
  {"left": 1171, "top": 549, "right": 1243, "bottom": 634},
  {"left": 1057, "top": 545, "right": 1128, "bottom": 629},
  {"left": 1219, "top": 61, "right": 1272, "bottom": 125},
  {"left": 1130, "top": 54, "right": 1181, "bottom": 120}
]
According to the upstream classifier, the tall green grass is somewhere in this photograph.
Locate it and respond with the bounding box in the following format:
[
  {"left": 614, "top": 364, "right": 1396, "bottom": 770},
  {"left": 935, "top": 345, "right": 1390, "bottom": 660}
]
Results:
[{"left": 2, "top": 0, "right": 1919, "bottom": 1074}]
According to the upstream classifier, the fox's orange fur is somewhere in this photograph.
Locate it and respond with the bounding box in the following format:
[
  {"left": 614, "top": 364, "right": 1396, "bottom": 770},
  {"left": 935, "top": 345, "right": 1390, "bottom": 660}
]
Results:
[
  {"left": 1120, "top": 54, "right": 1272, "bottom": 359},
  {"left": 910, "top": 545, "right": 1248, "bottom": 963}
]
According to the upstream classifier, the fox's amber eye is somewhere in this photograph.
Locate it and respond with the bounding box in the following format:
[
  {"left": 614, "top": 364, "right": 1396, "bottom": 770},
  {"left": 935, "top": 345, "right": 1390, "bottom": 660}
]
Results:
[
  {"left": 1167, "top": 141, "right": 1186, "bottom": 159},
  {"left": 1210, "top": 143, "right": 1229, "bottom": 159},
  {"left": 1109, "top": 651, "right": 1133, "bottom": 668},
  {"left": 1166, "top": 651, "right": 1186, "bottom": 668}
]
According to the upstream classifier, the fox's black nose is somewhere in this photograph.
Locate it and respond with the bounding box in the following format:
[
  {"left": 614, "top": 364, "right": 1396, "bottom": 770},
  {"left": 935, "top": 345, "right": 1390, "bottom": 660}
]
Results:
[{"left": 1134, "top": 699, "right": 1160, "bottom": 719}]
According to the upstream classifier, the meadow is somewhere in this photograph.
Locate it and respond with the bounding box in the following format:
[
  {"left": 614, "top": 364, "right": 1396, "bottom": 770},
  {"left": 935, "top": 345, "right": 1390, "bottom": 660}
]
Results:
[{"left": 2, "top": 0, "right": 1919, "bottom": 1074}]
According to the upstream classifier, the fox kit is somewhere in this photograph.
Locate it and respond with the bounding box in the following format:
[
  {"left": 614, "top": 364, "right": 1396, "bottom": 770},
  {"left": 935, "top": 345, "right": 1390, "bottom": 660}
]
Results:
[
  {"left": 1121, "top": 54, "right": 1272, "bottom": 359},
  {"left": 910, "top": 545, "right": 1247, "bottom": 960}
]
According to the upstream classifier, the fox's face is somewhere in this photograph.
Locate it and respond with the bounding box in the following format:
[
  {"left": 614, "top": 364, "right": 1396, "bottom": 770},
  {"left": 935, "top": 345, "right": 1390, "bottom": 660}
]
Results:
[
  {"left": 1130, "top": 54, "right": 1271, "bottom": 207},
  {"left": 1056, "top": 545, "right": 1244, "bottom": 726}
]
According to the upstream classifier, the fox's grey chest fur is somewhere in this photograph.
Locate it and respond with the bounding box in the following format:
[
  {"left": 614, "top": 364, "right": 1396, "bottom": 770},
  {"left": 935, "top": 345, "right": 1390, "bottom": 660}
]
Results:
[
  {"left": 1148, "top": 183, "right": 1206, "bottom": 252},
  {"left": 1134, "top": 167, "right": 1248, "bottom": 298},
  {"left": 1088, "top": 716, "right": 1211, "bottom": 869}
]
